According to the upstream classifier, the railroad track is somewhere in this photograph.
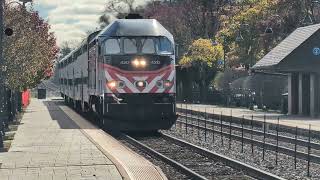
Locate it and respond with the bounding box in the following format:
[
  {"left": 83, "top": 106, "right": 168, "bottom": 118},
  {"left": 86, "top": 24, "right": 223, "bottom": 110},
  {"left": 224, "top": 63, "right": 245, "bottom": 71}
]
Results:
[
  {"left": 122, "top": 132, "right": 283, "bottom": 180},
  {"left": 176, "top": 113, "right": 320, "bottom": 164}
]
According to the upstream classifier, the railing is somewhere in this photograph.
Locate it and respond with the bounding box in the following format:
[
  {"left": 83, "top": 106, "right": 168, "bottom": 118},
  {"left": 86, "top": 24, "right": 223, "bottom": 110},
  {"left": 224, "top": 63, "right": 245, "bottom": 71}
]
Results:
[{"left": 0, "top": 88, "right": 29, "bottom": 150}]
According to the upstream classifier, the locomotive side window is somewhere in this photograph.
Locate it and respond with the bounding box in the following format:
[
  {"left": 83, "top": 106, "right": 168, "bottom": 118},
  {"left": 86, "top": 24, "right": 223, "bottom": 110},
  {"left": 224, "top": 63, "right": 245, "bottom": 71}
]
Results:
[
  {"left": 141, "top": 38, "right": 155, "bottom": 54},
  {"left": 105, "top": 39, "right": 120, "bottom": 54},
  {"left": 124, "top": 38, "right": 137, "bottom": 54},
  {"left": 157, "top": 37, "right": 173, "bottom": 55}
]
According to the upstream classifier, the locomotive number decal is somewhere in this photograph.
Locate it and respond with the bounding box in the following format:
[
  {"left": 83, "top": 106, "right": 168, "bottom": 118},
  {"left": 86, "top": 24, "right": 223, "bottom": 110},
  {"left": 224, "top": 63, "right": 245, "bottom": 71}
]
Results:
[
  {"left": 151, "top": 60, "right": 161, "bottom": 65},
  {"left": 120, "top": 61, "right": 130, "bottom": 65}
]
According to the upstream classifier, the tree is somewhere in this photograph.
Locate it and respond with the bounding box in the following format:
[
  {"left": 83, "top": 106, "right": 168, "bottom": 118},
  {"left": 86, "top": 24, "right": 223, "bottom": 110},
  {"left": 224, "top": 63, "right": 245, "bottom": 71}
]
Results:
[
  {"left": 179, "top": 38, "right": 223, "bottom": 102},
  {"left": 99, "top": 0, "right": 145, "bottom": 28},
  {"left": 60, "top": 41, "right": 72, "bottom": 59},
  {"left": 3, "top": 5, "right": 59, "bottom": 91},
  {"left": 99, "top": 14, "right": 112, "bottom": 28},
  {"left": 144, "top": 0, "right": 228, "bottom": 61},
  {"left": 217, "top": 0, "right": 315, "bottom": 68}
]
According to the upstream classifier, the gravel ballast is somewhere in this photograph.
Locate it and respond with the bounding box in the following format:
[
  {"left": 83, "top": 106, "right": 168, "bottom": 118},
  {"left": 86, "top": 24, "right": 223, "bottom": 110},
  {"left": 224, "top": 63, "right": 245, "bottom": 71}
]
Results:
[{"left": 162, "top": 121, "right": 320, "bottom": 180}]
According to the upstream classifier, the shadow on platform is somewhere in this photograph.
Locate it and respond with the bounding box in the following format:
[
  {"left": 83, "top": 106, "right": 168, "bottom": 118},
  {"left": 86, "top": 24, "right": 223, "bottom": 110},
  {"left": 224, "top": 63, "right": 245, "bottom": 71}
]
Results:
[{"left": 42, "top": 100, "right": 82, "bottom": 129}]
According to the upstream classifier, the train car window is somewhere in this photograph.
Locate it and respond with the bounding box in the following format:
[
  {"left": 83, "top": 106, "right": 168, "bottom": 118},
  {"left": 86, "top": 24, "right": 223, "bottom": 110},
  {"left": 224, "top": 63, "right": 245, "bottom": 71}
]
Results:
[
  {"left": 141, "top": 38, "right": 155, "bottom": 54},
  {"left": 82, "top": 44, "right": 87, "bottom": 53},
  {"left": 68, "top": 57, "right": 72, "bottom": 64},
  {"left": 75, "top": 50, "right": 80, "bottom": 60},
  {"left": 124, "top": 38, "right": 138, "bottom": 54},
  {"left": 89, "top": 40, "right": 96, "bottom": 49},
  {"left": 157, "top": 37, "right": 173, "bottom": 55},
  {"left": 105, "top": 39, "right": 120, "bottom": 54}
]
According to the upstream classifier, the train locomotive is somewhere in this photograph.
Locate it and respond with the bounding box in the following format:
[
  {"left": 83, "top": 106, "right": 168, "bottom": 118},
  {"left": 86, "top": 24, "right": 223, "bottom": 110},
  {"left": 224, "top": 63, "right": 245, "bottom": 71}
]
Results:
[{"left": 58, "top": 17, "right": 177, "bottom": 131}]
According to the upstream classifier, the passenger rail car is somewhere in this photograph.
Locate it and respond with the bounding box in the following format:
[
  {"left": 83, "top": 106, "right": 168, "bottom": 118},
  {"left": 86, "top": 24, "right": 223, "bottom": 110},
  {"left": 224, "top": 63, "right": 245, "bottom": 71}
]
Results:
[{"left": 58, "top": 19, "right": 177, "bottom": 131}]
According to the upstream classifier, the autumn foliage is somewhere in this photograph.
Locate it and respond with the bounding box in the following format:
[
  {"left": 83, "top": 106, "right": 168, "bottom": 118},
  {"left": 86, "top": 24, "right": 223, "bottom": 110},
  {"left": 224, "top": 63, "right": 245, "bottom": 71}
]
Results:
[
  {"left": 179, "top": 39, "right": 223, "bottom": 102},
  {"left": 3, "top": 5, "right": 59, "bottom": 91},
  {"left": 180, "top": 39, "right": 223, "bottom": 68}
]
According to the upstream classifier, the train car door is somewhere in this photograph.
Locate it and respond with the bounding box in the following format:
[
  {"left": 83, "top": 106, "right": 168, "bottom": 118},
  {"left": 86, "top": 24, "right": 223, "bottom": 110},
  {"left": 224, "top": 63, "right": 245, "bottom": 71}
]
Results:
[
  {"left": 80, "top": 71, "right": 84, "bottom": 106},
  {"left": 72, "top": 69, "right": 75, "bottom": 99},
  {"left": 88, "top": 40, "right": 97, "bottom": 94}
]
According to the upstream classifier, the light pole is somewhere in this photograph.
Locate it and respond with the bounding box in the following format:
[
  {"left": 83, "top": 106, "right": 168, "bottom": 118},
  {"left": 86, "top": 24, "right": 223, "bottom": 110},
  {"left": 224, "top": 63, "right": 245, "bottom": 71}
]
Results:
[
  {"left": 222, "top": 36, "right": 227, "bottom": 70},
  {"left": 212, "top": 36, "right": 227, "bottom": 70}
]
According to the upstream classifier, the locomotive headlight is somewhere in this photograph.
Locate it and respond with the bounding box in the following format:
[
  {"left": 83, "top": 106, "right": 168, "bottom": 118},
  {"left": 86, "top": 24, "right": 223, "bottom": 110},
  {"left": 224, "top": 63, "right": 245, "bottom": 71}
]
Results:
[
  {"left": 156, "top": 80, "right": 172, "bottom": 89},
  {"left": 137, "top": 81, "right": 144, "bottom": 87},
  {"left": 107, "top": 80, "right": 125, "bottom": 89},
  {"left": 107, "top": 81, "right": 117, "bottom": 89},
  {"left": 132, "top": 59, "right": 140, "bottom": 67},
  {"left": 135, "top": 81, "right": 147, "bottom": 88},
  {"left": 164, "top": 80, "right": 172, "bottom": 88},
  {"left": 140, "top": 60, "right": 147, "bottom": 67},
  {"left": 132, "top": 58, "right": 147, "bottom": 67},
  {"left": 156, "top": 80, "right": 164, "bottom": 88},
  {"left": 118, "top": 81, "right": 125, "bottom": 89}
]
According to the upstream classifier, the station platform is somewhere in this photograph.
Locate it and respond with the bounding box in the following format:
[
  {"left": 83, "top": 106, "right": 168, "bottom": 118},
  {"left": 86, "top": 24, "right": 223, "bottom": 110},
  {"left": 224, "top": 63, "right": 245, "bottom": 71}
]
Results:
[
  {"left": 0, "top": 98, "right": 167, "bottom": 180},
  {"left": 177, "top": 103, "right": 320, "bottom": 132}
]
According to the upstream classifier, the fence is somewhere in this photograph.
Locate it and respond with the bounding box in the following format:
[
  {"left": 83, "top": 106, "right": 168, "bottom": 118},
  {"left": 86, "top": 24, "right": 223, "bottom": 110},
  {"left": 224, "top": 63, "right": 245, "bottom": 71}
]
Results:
[
  {"left": 0, "top": 89, "right": 29, "bottom": 150},
  {"left": 175, "top": 106, "right": 317, "bottom": 177},
  {"left": 177, "top": 87, "right": 286, "bottom": 112}
]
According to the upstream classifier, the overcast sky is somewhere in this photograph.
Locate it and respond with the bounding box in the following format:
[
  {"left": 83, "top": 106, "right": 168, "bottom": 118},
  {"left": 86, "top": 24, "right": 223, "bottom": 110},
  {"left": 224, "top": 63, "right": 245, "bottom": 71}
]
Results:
[{"left": 33, "top": 0, "right": 149, "bottom": 47}]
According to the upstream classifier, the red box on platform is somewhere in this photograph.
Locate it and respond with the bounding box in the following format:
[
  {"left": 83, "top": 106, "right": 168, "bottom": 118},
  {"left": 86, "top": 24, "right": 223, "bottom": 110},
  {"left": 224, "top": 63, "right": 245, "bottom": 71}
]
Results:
[{"left": 22, "top": 90, "right": 30, "bottom": 108}]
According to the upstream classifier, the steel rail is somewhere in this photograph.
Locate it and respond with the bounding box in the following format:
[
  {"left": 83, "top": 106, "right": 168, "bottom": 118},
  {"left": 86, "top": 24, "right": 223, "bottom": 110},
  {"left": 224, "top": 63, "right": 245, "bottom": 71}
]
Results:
[
  {"left": 161, "top": 133, "right": 285, "bottom": 180},
  {"left": 178, "top": 113, "right": 320, "bottom": 150},
  {"left": 175, "top": 119, "right": 320, "bottom": 164},
  {"left": 123, "top": 134, "right": 208, "bottom": 180}
]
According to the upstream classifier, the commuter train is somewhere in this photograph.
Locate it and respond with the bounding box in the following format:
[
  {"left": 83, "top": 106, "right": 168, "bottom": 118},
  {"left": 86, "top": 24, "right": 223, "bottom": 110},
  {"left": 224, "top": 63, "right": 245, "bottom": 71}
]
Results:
[{"left": 57, "top": 17, "right": 177, "bottom": 131}]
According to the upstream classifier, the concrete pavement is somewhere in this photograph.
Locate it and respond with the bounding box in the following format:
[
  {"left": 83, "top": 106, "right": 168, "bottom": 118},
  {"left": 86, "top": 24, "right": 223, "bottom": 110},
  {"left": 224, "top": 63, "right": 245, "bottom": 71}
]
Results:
[{"left": 0, "top": 99, "right": 122, "bottom": 180}]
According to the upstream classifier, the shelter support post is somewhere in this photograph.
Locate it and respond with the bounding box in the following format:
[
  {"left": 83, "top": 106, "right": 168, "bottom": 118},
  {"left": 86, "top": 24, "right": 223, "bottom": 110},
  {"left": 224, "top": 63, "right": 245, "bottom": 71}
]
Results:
[
  {"left": 288, "top": 73, "right": 293, "bottom": 115},
  {"left": 299, "top": 73, "right": 303, "bottom": 115},
  {"left": 310, "top": 73, "right": 316, "bottom": 117}
]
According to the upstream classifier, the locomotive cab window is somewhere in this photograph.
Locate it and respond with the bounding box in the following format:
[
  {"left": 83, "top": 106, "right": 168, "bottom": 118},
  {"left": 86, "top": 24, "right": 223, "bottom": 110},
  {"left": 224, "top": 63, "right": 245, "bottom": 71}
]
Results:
[
  {"left": 141, "top": 38, "right": 156, "bottom": 54},
  {"left": 105, "top": 39, "right": 121, "bottom": 55},
  {"left": 124, "top": 38, "right": 138, "bottom": 54},
  {"left": 157, "top": 37, "right": 173, "bottom": 55}
]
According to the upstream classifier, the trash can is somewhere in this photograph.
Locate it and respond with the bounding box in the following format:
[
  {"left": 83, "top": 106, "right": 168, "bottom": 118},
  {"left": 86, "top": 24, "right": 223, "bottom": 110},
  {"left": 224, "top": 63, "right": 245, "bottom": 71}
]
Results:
[{"left": 37, "top": 89, "right": 46, "bottom": 99}]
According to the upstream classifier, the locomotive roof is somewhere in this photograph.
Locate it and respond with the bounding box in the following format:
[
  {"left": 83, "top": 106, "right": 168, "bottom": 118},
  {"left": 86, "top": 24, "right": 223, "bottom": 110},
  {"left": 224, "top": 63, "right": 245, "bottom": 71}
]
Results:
[
  {"left": 94, "top": 19, "right": 174, "bottom": 43},
  {"left": 60, "top": 19, "right": 173, "bottom": 64}
]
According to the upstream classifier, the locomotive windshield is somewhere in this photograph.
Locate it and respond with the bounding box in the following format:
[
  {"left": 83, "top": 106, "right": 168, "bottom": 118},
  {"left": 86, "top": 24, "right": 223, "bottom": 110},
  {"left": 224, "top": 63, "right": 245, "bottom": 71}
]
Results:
[
  {"left": 105, "top": 38, "right": 121, "bottom": 54},
  {"left": 104, "top": 37, "right": 173, "bottom": 55}
]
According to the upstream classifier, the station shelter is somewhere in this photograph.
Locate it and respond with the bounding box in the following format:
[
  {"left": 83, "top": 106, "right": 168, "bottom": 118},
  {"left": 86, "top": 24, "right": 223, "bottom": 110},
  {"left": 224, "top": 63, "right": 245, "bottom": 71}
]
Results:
[{"left": 253, "top": 24, "right": 320, "bottom": 117}]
